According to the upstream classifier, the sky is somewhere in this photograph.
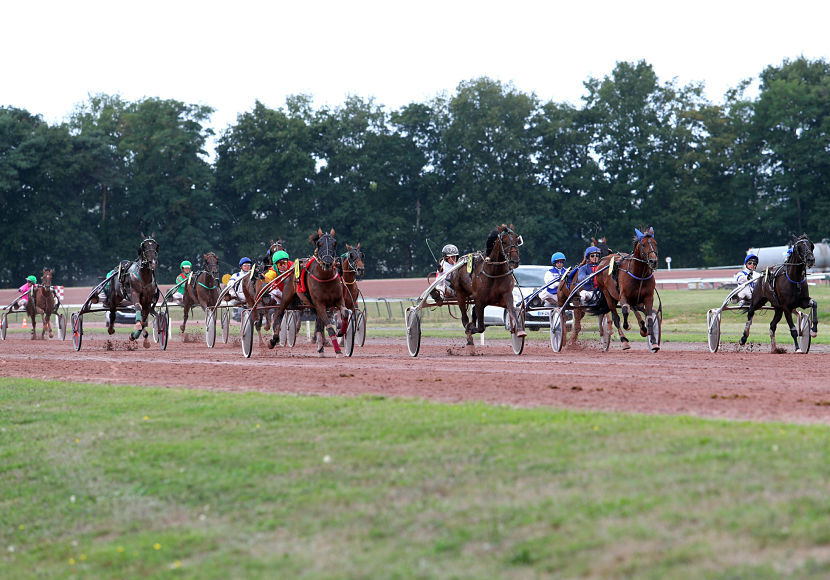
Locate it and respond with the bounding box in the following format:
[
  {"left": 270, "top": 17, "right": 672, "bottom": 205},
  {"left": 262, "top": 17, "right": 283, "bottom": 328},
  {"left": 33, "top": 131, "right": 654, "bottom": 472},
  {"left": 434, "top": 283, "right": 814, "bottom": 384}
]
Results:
[{"left": 4, "top": 0, "right": 829, "bottom": 147}]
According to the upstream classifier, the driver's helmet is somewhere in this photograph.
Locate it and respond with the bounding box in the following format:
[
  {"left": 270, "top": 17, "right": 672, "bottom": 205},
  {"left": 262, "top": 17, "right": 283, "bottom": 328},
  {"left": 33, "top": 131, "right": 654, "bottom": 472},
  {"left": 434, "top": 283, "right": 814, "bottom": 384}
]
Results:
[
  {"left": 744, "top": 254, "right": 759, "bottom": 266},
  {"left": 272, "top": 250, "right": 290, "bottom": 265},
  {"left": 26, "top": 275, "right": 37, "bottom": 284},
  {"left": 584, "top": 246, "right": 601, "bottom": 259},
  {"left": 551, "top": 252, "right": 566, "bottom": 265},
  {"left": 180, "top": 260, "right": 192, "bottom": 269},
  {"left": 239, "top": 257, "right": 252, "bottom": 267},
  {"left": 442, "top": 244, "right": 459, "bottom": 258}
]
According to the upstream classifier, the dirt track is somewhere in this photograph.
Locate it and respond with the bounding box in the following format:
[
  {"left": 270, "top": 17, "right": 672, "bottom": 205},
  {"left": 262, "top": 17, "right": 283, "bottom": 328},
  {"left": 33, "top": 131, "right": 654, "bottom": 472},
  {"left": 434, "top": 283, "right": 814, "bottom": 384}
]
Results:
[{"left": 2, "top": 330, "right": 830, "bottom": 425}]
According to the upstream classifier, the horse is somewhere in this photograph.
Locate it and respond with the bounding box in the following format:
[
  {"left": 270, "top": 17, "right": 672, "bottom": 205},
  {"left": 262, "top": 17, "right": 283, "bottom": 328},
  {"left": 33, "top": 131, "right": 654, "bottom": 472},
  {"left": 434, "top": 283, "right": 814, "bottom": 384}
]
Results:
[
  {"left": 179, "top": 252, "right": 221, "bottom": 334},
  {"left": 340, "top": 243, "right": 365, "bottom": 311},
  {"left": 270, "top": 228, "right": 349, "bottom": 356},
  {"left": 105, "top": 235, "right": 160, "bottom": 348},
  {"left": 740, "top": 233, "right": 818, "bottom": 353},
  {"left": 240, "top": 254, "right": 278, "bottom": 346},
  {"left": 453, "top": 224, "right": 525, "bottom": 347},
  {"left": 592, "top": 236, "right": 613, "bottom": 258},
  {"left": 592, "top": 227, "right": 660, "bottom": 351},
  {"left": 24, "top": 268, "right": 57, "bottom": 339}
]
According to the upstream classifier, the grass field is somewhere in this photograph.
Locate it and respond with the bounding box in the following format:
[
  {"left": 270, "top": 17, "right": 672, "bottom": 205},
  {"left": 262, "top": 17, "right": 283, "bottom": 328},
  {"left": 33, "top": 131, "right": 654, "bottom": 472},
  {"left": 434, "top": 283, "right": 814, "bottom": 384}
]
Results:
[{"left": 3, "top": 378, "right": 830, "bottom": 578}]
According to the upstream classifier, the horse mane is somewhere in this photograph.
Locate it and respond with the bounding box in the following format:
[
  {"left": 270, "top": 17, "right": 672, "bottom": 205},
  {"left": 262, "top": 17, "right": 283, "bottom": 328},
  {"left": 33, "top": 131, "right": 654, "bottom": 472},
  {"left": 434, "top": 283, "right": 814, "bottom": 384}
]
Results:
[
  {"left": 309, "top": 231, "right": 320, "bottom": 245},
  {"left": 486, "top": 225, "right": 506, "bottom": 256}
]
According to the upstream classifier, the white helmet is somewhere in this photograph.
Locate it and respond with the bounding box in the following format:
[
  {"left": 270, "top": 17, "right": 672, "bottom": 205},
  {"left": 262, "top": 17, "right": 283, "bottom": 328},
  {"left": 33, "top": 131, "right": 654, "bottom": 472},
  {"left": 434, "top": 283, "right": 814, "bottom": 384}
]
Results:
[{"left": 442, "top": 244, "right": 459, "bottom": 257}]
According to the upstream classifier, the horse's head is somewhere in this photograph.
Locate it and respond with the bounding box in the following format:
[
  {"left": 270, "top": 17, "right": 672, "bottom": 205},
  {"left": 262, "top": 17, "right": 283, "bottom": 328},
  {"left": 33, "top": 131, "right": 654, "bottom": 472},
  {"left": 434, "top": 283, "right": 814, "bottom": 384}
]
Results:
[
  {"left": 202, "top": 252, "right": 220, "bottom": 278},
  {"left": 312, "top": 228, "right": 338, "bottom": 271},
  {"left": 791, "top": 234, "right": 815, "bottom": 269},
  {"left": 595, "top": 237, "right": 612, "bottom": 257},
  {"left": 138, "top": 236, "right": 159, "bottom": 270},
  {"left": 41, "top": 268, "right": 53, "bottom": 290},
  {"left": 495, "top": 224, "right": 522, "bottom": 269},
  {"left": 634, "top": 227, "right": 658, "bottom": 270},
  {"left": 345, "top": 243, "right": 365, "bottom": 277}
]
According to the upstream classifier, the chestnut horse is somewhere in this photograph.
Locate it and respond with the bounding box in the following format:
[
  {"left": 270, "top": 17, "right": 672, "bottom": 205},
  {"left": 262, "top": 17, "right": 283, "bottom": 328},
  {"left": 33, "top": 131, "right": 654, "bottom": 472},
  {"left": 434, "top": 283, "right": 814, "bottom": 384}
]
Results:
[
  {"left": 25, "top": 268, "right": 56, "bottom": 339},
  {"left": 105, "top": 235, "right": 160, "bottom": 348},
  {"left": 593, "top": 227, "right": 660, "bottom": 351},
  {"left": 453, "top": 224, "right": 525, "bottom": 347},
  {"left": 340, "top": 243, "right": 365, "bottom": 311},
  {"left": 179, "top": 252, "right": 221, "bottom": 334},
  {"left": 740, "top": 233, "right": 818, "bottom": 353},
  {"left": 270, "top": 228, "right": 349, "bottom": 356}
]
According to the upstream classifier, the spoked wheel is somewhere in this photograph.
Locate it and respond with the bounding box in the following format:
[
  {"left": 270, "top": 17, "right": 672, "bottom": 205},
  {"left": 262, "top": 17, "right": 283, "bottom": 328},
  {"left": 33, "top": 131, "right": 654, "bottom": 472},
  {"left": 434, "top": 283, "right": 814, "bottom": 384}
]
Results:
[
  {"left": 405, "top": 307, "right": 421, "bottom": 357},
  {"left": 57, "top": 313, "right": 66, "bottom": 341},
  {"left": 1, "top": 312, "right": 8, "bottom": 340},
  {"left": 798, "top": 310, "right": 812, "bottom": 354},
  {"left": 205, "top": 309, "right": 216, "bottom": 348},
  {"left": 152, "top": 311, "right": 160, "bottom": 343},
  {"left": 706, "top": 309, "right": 721, "bottom": 353},
  {"left": 72, "top": 312, "right": 83, "bottom": 351},
  {"left": 648, "top": 309, "right": 662, "bottom": 353},
  {"left": 599, "top": 313, "right": 612, "bottom": 352},
  {"left": 342, "top": 309, "right": 356, "bottom": 357},
  {"left": 510, "top": 311, "right": 525, "bottom": 355},
  {"left": 549, "top": 308, "right": 564, "bottom": 353},
  {"left": 284, "top": 310, "right": 298, "bottom": 347},
  {"left": 221, "top": 308, "right": 230, "bottom": 343},
  {"left": 356, "top": 309, "right": 366, "bottom": 347},
  {"left": 157, "top": 312, "right": 169, "bottom": 350},
  {"left": 240, "top": 310, "right": 254, "bottom": 358}
]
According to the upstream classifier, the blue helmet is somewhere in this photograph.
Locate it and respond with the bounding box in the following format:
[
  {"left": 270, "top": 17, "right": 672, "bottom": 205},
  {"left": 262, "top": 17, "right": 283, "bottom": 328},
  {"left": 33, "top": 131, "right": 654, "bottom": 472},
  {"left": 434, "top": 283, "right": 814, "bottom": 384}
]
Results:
[
  {"left": 239, "top": 257, "right": 252, "bottom": 267},
  {"left": 584, "top": 246, "right": 601, "bottom": 259},
  {"left": 744, "top": 254, "right": 758, "bottom": 266},
  {"left": 551, "top": 252, "right": 566, "bottom": 264}
]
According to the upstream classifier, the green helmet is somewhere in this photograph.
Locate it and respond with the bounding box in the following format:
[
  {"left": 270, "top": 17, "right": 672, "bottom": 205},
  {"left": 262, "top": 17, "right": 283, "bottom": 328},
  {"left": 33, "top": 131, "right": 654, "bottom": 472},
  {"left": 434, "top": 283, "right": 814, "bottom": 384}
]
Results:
[
  {"left": 272, "top": 250, "right": 290, "bottom": 264},
  {"left": 180, "top": 260, "right": 192, "bottom": 269},
  {"left": 26, "top": 275, "right": 37, "bottom": 283}
]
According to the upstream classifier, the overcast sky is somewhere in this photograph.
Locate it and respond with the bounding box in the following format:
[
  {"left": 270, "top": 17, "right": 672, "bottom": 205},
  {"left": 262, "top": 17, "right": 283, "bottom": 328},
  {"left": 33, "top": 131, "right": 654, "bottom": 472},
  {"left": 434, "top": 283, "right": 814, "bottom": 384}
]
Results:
[{"left": 4, "top": 0, "right": 828, "bottom": 142}]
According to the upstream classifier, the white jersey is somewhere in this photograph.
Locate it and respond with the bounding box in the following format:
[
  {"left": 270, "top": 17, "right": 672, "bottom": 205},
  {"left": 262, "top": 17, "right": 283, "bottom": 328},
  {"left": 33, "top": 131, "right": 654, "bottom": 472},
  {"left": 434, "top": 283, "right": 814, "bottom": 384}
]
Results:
[
  {"left": 735, "top": 268, "right": 756, "bottom": 300},
  {"left": 540, "top": 266, "right": 566, "bottom": 303}
]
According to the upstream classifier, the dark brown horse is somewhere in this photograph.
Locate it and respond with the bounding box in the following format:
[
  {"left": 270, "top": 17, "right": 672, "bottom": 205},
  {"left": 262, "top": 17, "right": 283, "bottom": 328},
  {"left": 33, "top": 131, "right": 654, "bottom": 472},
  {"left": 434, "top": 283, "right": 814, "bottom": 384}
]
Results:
[
  {"left": 105, "top": 235, "right": 160, "bottom": 348},
  {"left": 270, "top": 228, "right": 349, "bottom": 356},
  {"left": 25, "top": 268, "right": 56, "bottom": 339},
  {"left": 340, "top": 243, "right": 365, "bottom": 311},
  {"left": 740, "top": 233, "right": 818, "bottom": 353},
  {"left": 453, "top": 224, "right": 525, "bottom": 347},
  {"left": 179, "top": 252, "right": 221, "bottom": 334},
  {"left": 593, "top": 227, "right": 660, "bottom": 351}
]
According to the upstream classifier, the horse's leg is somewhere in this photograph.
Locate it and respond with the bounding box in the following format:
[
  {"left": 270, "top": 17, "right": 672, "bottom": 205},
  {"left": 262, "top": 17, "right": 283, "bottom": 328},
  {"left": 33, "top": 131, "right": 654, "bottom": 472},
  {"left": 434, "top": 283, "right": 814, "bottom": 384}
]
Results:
[
  {"left": 608, "top": 303, "right": 629, "bottom": 350},
  {"left": 29, "top": 312, "right": 37, "bottom": 340},
  {"left": 504, "top": 291, "right": 527, "bottom": 338},
  {"left": 765, "top": 308, "right": 784, "bottom": 352},
  {"left": 569, "top": 309, "right": 583, "bottom": 346},
  {"left": 45, "top": 312, "right": 53, "bottom": 339},
  {"left": 810, "top": 298, "right": 819, "bottom": 338},
  {"left": 180, "top": 298, "right": 189, "bottom": 333},
  {"left": 782, "top": 308, "right": 801, "bottom": 353},
  {"left": 643, "top": 294, "right": 659, "bottom": 352},
  {"left": 739, "top": 309, "right": 757, "bottom": 346},
  {"left": 314, "top": 304, "right": 341, "bottom": 356},
  {"left": 456, "top": 293, "right": 474, "bottom": 346}
]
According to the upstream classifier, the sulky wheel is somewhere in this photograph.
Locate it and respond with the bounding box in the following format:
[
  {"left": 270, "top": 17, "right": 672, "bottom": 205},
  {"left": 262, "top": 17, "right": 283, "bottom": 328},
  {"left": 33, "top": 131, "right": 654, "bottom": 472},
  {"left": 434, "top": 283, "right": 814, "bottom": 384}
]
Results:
[
  {"left": 648, "top": 310, "right": 662, "bottom": 353},
  {"left": 285, "top": 311, "right": 298, "bottom": 348},
  {"left": 549, "top": 308, "right": 564, "bottom": 353},
  {"left": 57, "top": 313, "right": 66, "bottom": 341},
  {"left": 798, "top": 310, "right": 812, "bottom": 354},
  {"left": 342, "top": 309, "right": 356, "bottom": 357},
  {"left": 356, "top": 309, "right": 366, "bottom": 347},
  {"left": 205, "top": 310, "right": 216, "bottom": 348},
  {"left": 72, "top": 312, "right": 83, "bottom": 351},
  {"left": 221, "top": 308, "right": 230, "bottom": 343},
  {"left": 405, "top": 307, "right": 421, "bottom": 357},
  {"left": 510, "top": 310, "right": 525, "bottom": 355},
  {"left": 599, "top": 313, "right": 612, "bottom": 352},
  {"left": 706, "top": 309, "right": 721, "bottom": 353},
  {"left": 240, "top": 310, "right": 254, "bottom": 358},
  {"left": 158, "top": 312, "right": 169, "bottom": 350},
  {"left": 1, "top": 311, "right": 7, "bottom": 341}
]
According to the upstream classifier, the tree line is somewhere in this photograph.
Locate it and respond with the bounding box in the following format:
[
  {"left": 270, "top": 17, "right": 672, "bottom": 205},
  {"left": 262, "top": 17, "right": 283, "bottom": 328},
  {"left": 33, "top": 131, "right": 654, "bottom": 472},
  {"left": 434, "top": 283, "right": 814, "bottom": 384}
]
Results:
[{"left": 1, "top": 57, "right": 829, "bottom": 287}]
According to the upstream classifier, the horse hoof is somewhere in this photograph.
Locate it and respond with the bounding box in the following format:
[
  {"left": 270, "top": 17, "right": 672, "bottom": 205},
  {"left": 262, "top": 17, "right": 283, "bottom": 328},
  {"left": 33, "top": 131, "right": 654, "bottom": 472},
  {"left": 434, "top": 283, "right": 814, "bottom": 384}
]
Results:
[
  {"left": 639, "top": 329, "right": 648, "bottom": 338},
  {"left": 108, "top": 327, "right": 116, "bottom": 335},
  {"left": 795, "top": 348, "right": 803, "bottom": 354},
  {"left": 811, "top": 331, "right": 818, "bottom": 338},
  {"left": 317, "top": 351, "right": 325, "bottom": 358},
  {"left": 621, "top": 342, "right": 631, "bottom": 350},
  {"left": 650, "top": 346, "right": 660, "bottom": 353},
  {"left": 516, "top": 330, "right": 527, "bottom": 338},
  {"left": 143, "top": 340, "right": 151, "bottom": 349}
]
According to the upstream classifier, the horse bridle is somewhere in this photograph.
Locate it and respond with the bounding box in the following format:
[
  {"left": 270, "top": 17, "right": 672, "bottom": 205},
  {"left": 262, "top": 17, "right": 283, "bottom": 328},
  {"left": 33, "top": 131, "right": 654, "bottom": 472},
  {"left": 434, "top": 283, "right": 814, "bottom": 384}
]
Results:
[
  {"left": 313, "top": 233, "right": 338, "bottom": 272},
  {"left": 631, "top": 234, "right": 658, "bottom": 273},
  {"left": 790, "top": 238, "right": 814, "bottom": 268},
  {"left": 138, "top": 238, "right": 159, "bottom": 270},
  {"left": 341, "top": 247, "right": 365, "bottom": 280},
  {"left": 484, "top": 228, "right": 523, "bottom": 277}
]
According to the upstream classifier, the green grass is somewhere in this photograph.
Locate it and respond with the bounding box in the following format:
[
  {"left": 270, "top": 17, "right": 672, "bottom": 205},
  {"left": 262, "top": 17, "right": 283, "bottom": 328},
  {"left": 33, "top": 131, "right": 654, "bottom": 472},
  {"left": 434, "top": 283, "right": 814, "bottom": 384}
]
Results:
[{"left": 3, "top": 378, "right": 830, "bottom": 578}]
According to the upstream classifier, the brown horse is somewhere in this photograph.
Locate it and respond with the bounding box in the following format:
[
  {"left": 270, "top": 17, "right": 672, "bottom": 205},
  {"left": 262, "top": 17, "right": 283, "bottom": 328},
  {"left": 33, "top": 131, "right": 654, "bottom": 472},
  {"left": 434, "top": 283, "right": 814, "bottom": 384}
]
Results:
[
  {"left": 270, "top": 228, "right": 349, "bottom": 356},
  {"left": 593, "top": 227, "right": 660, "bottom": 351},
  {"left": 453, "top": 224, "right": 525, "bottom": 347},
  {"left": 25, "top": 268, "right": 57, "bottom": 339},
  {"left": 179, "top": 252, "right": 221, "bottom": 334},
  {"left": 340, "top": 243, "right": 365, "bottom": 311},
  {"left": 105, "top": 235, "right": 160, "bottom": 348},
  {"left": 240, "top": 256, "right": 277, "bottom": 346},
  {"left": 554, "top": 253, "right": 613, "bottom": 348},
  {"left": 740, "top": 233, "right": 818, "bottom": 353}
]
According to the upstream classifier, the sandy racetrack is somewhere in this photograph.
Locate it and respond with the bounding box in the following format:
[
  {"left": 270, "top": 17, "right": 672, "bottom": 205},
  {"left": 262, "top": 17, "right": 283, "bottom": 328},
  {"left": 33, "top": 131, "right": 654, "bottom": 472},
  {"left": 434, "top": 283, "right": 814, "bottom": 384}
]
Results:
[{"left": 2, "top": 330, "right": 830, "bottom": 425}]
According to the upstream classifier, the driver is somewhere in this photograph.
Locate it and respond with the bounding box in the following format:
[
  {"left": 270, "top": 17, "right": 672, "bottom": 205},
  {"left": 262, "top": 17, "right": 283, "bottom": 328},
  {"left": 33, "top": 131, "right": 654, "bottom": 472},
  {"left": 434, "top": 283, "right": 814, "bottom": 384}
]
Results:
[
  {"left": 431, "top": 244, "right": 459, "bottom": 304},
  {"left": 227, "top": 257, "right": 253, "bottom": 303},
  {"left": 14, "top": 275, "right": 38, "bottom": 310},
  {"left": 266, "top": 250, "right": 293, "bottom": 304},
  {"left": 577, "top": 246, "right": 602, "bottom": 304},
  {"left": 540, "top": 252, "right": 567, "bottom": 305},
  {"left": 733, "top": 254, "right": 759, "bottom": 305},
  {"left": 173, "top": 261, "right": 192, "bottom": 304}
]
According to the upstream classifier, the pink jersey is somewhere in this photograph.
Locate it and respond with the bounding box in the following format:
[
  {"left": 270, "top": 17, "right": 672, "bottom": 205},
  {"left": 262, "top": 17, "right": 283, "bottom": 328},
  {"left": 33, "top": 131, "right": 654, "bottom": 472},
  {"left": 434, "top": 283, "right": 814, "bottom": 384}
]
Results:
[{"left": 18, "top": 282, "right": 34, "bottom": 295}]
